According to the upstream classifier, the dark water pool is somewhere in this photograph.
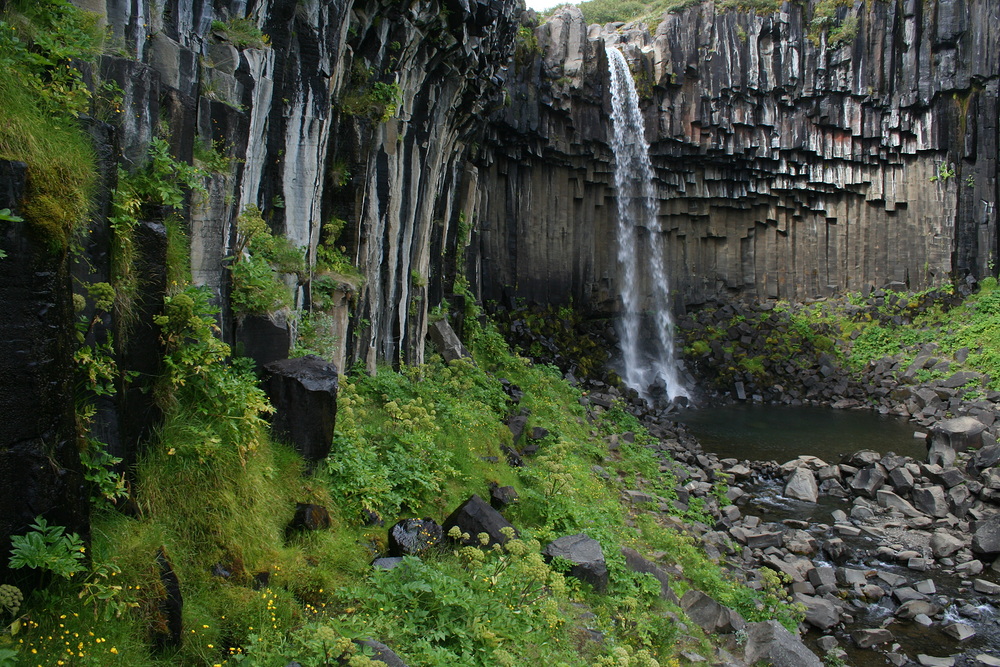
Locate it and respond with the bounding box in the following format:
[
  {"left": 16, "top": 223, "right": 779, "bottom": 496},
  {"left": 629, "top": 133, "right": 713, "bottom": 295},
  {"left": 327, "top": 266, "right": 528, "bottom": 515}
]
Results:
[{"left": 675, "top": 404, "right": 924, "bottom": 464}]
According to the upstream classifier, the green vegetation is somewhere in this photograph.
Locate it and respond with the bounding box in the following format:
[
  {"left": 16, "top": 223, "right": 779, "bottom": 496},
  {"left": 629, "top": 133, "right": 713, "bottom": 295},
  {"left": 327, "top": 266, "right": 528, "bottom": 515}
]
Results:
[
  {"left": 210, "top": 17, "right": 270, "bottom": 50},
  {"left": 807, "top": 0, "right": 857, "bottom": 46},
  {"left": 229, "top": 205, "right": 303, "bottom": 316},
  {"left": 340, "top": 64, "right": 402, "bottom": 123},
  {"left": 4, "top": 292, "right": 798, "bottom": 665},
  {"left": 0, "top": 0, "right": 101, "bottom": 251}
]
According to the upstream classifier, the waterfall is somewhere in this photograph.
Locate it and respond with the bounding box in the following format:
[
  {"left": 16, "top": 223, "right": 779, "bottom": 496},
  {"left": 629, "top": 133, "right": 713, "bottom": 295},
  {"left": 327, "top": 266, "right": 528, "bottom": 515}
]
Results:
[{"left": 605, "top": 45, "right": 688, "bottom": 403}]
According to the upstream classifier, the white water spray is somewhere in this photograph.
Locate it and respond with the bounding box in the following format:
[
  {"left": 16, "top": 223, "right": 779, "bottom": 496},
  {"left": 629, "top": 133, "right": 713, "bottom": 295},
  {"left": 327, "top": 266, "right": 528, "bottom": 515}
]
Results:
[{"left": 605, "top": 45, "right": 688, "bottom": 403}]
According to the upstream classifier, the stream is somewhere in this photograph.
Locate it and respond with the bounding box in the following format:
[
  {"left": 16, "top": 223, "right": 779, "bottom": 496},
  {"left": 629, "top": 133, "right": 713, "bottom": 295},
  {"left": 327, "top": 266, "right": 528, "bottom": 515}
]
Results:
[{"left": 674, "top": 404, "right": 1000, "bottom": 664}]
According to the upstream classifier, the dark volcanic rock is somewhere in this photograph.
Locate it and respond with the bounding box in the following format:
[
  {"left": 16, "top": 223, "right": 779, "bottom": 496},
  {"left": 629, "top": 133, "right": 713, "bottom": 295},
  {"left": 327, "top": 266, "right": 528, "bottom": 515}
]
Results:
[
  {"left": 288, "top": 503, "right": 331, "bottom": 532},
  {"left": 264, "top": 355, "right": 338, "bottom": 462},
  {"left": 931, "top": 417, "right": 986, "bottom": 452},
  {"left": 427, "top": 318, "right": 472, "bottom": 364},
  {"left": 621, "top": 547, "right": 679, "bottom": 603},
  {"left": 353, "top": 639, "right": 409, "bottom": 667},
  {"left": 971, "top": 518, "right": 1000, "bottom": 557},
  {"left": 543, "top": 533, "right": 608, "bottom": 593},
  {"left": 680, "top": 589, "right": 746, "bottom": 634},
  {"left": 442, "top": 494, "right": 517, "bottom": 547},
  {"left": 387, "top": 518, "right": 444, "bottom": 557}
]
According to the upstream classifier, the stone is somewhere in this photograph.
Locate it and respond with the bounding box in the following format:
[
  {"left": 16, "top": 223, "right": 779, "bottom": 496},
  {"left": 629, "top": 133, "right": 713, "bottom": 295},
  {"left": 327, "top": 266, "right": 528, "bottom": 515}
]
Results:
[
  {"left": 371, "top": 557, "right": 404, "bottom": 570},
  {"left": 877, "top": 490, "right": 924, "bottom": 518},
  {"left": 975, "top": 655, "right": 1000, "bottom": 667},
  {"left": 912, "top": 486, "right": 950, "bottom": 518},
  {"left": 852, "top": 628, "right": 893, "bottom": 648},
  {"left": 973, "top": 578, "right": 1000, "bottom": 595},
  {"left": 288, "top": 504, "right": 331, "bottom": 532},
  {"left": 784, "top": 467, "right": 819, "bottom": 502},
  {"left": 971, "top": 518, "right": 1000, "bottom": 556},
  {"left": 427, "top": 318, "right": 472, "bottom": 363},
  {"left": 793, "top": 593, "right": 839, "bottom": 630},
  {"left": 153, "top": 547, "right": 183, "bottom": 650},
  {"left": 849, "top": 467, "right": 885, "bottom": 498},
  {"left": 265, "top": 355, "right": 338, "bottom": 462},
  {"left": 895, "top": 600, "right": 939, "bottom": 620},
  {"left": 888, "top": 467, "right": 915, "bottom": 493},
  {"left": 917, "top": 656, "right": 955, "bottom": 667},
  {"left": 543, "top": 534, "right": 608, "bottom": 593},
  {"left": 968, "top": 445, "right": 1000, "bottom": 475},
  {"left": 929, "top": 531, "right": 965, "bottom": 558},
  {"left": 680, "top": 589, "right": 746, "bottom": 634},
  {"left": 743, "top": 620, "right": 823, "bottom": 667},
  {"left": 621, "top": 547, "right": 678, "bottom": 603},
  {"left": 942, "top": 622, "right": 976, "bottom": 641},
  {"left": 353, "top": 639, "right": 409, "bottom": 667},
  {"left": 932, "top": 416, "right": 986, "bottom": 452},
  {"left": 808, "top": 567, "right": 837, "bottom": 589},
  {"left": 489, "top": 484, "right": 518, "bottom": 510},
  {"left": 442, "top": 494, "right": 518, "bottom": 547},
  {"left": 387, "top": 518, "right": 444, "bottom": 557}
]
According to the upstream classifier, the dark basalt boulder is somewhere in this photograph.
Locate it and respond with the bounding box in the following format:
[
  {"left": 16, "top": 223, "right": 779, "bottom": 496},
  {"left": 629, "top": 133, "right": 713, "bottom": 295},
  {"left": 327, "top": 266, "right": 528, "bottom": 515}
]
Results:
[
  {"left": 288, "top": 503, "right": 331, "bottom": 532},
  {"left": 743, "top": 620, "right": 823, "bottom": 667},
  {"left": 353, "top": 639, "right": 409, "bottom": 667},
  {"left": 442, "top": 494, "right": 518, "bottom": 547},
  {"left": 264, "top": 355, "right": 338, "bottom": 463},
  {"left": 153, "top": 547, "right": 183, "bottom": 651},
  {"left": 427, "top": 318, "right": 472, "bottom": 364},
  {"left": 387, "top": 518, "right": 444, "bottom": 557},
  {"left": 543, "top": 533, "right": 608, "bottom": 593},
  {"left": 680, "top": 589, "right": 745, "bottom": 634},
  {"left": 489, "top": 483, "right": 518, "bottom": 510}
]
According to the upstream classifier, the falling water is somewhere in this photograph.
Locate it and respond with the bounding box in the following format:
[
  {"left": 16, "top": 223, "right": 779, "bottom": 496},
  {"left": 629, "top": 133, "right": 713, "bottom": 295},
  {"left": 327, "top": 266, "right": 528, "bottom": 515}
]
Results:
[{"left": 605, "top": 45, "right": 688, "bottom": 403}]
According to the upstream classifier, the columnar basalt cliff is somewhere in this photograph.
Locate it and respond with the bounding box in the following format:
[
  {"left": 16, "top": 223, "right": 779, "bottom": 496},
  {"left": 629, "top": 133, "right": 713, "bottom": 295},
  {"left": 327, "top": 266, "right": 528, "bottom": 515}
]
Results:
[{"left": 476, "top": 0, "right": 1000, "bottom": 312}]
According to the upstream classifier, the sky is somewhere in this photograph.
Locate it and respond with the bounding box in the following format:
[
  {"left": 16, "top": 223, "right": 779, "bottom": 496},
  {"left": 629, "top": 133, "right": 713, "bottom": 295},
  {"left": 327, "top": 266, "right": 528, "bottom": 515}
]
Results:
[{"left": 525, "top": 0, "right": 576, "bottom": 11}]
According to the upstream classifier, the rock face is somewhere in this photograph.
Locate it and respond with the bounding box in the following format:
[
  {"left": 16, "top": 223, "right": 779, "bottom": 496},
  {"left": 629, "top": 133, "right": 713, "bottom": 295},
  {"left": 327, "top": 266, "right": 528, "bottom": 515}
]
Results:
[
  {"left": 477, "top": 0, "right": 1000, "bottom": 313},
  {"left": 0, "top": 161, "right": 89, "bottom": 587}
]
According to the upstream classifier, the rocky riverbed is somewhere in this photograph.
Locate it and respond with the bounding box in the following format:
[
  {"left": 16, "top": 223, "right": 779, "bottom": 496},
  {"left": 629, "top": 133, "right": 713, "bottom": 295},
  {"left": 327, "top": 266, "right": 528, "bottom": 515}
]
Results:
[{"left": 578, "top": 379, "right": 1000, "bottom": 667}]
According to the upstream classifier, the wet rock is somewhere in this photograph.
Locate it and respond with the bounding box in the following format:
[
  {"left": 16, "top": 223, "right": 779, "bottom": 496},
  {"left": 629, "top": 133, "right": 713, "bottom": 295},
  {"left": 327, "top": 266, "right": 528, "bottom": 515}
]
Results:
[
  {"left": 443, "top": 494, "right": 518, "bottom": 547},
  {"left": 896, "top": 599, "right": 939, "bottom": 620},
  {"left": 388, "top": 518, "right": 444, "bottom": 557},
  {"left": 784, "top": 468, "right": 819, "bottom": 503},
  {"left": 543, "top": 534, "right": 607, "bottom": 593},
  {"left": 265, "top": 355, "right": 338, "bottom": 462},
  {"left": 975, "top": 655, "right": 1000, "bottom": 667},
  {"left": 743, "top": 620, "right": 823, "bottom": 667},
  {"left": 942, "top": 622, "right": 976, "bottom": 641},
  {"left": 680, "top": 589, "right": 746, "bottom": 634},
  {"left": 852, "top": 628, "right": 893, "bottom": 648},
  {"left": 917, "top": 656, "right": 955, "bottom": 667},
  {"left": 877, "top": 490, "right": 924, "bottom": 518}
]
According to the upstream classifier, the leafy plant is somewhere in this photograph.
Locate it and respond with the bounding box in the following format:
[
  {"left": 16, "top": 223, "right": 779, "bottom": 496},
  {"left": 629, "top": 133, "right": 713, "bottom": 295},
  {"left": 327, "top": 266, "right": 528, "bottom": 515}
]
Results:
[
  {"left": 293, "top": 311, "right": 339, "bottom": 360},
  {"left": 229, "top": 205, "right": 299, "bottom": 316},
  {"left": 9, "top": 517, "right": 86, "bottom": 580},
  {"left": 211, "top": 16, "right": 270, "bottom": 49}
]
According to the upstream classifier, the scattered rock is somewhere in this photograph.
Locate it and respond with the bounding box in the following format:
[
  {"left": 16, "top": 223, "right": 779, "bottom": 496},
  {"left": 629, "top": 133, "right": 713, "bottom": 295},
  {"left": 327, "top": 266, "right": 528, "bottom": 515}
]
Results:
[
  {"left": 387, "top": 518, "right": 443, "bottom": 557},
  {"left": 543, "top": 534, "right": 608, "bottom": 593},
  {"left": 784, "top": 467, "right": 819, "bottom": 502},
  {"left": 743, "top": 620, "right": 823, "bottom": 667},
  {"left": 442, "top": 494, "right": 518, "bottom": 547},
  {"left": 353, "top": 639, "right": 409, "bottom": 667}
]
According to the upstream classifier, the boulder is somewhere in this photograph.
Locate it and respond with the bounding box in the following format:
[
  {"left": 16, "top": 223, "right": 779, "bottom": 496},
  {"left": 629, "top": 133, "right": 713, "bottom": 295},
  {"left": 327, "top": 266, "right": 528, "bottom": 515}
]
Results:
[
  {"left": 912, "top": 486, "right": 950, "bottom": 518},
  {"left": 265, "top": 355, "right": 338, "bottom": 462},
  {"left": 784, "top": 468, "right": 819, "bottom": 502},
  {"left": 489, "top": 484, "right": 518, "bottom": 510},
  {"left": 931, "top": 417, "right": 986, "bottom": 452},
  {"left": 543, "top": 534, "right": 608, "bottom": 593},
  {"left": 942, "top": 623, "right": 976, "bottom": 641},
  {"left": 680, "top": 589, "right": 746, "bottom": 634},
  {"left": 968, "top": 445, "right": 1000, "bottom": 476},
  {"left": 793, "top": 593, "right": 839, "bottom": 630},
  {"left": 288, "top": 503, "right": 331, "bottom": 532},
  {"left": 929, "top": 531, "right": 964, "bottom": 558},
  {"left": 621, "top": 547, "right": 679, "bottom": 603},
  {"left": 971, "top": 518, "right": 1000, "bottom": 557},
  {"left": 876, "top": 490, "right": 924, "bottom": 518},
  {"left": 354, "top": 639, "right": 409, "bottom": 667},
  {"left": 849, "top": 467, "right": 886, "bottom": 498},
  {"left": 743, "top": 620, "right": 823, "bottom": 667},
  {"left": 387, "top": 518, "right": 444, "bottom": 557},
  {"left": 442, "top": 494, "right": 518, "bottom": 547},
  {"left": 427, "top": 318, "right": 472, "bottom": 363},
  {"left": 852, "top": 628, "right": 893, "bottom": 648}
]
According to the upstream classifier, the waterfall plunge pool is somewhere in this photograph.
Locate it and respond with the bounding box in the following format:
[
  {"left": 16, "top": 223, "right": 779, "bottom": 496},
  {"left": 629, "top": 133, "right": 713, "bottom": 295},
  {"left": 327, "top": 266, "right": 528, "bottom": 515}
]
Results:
[{"left": 675, "top": 403, "right": 924, "bottom": 464}]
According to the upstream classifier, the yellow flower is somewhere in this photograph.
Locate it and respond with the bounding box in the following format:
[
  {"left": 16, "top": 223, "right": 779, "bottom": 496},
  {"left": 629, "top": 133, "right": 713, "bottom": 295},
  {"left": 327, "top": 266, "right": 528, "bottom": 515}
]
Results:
[{"left": 110, "top": 647, "right": 118, "bottom": 654}]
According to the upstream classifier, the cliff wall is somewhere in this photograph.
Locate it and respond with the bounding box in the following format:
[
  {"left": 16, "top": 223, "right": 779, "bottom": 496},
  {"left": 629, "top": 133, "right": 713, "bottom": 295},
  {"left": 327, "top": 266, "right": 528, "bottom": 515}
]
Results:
[{"left": 476, "top": 0, "right": 1000, "bottom": 311}]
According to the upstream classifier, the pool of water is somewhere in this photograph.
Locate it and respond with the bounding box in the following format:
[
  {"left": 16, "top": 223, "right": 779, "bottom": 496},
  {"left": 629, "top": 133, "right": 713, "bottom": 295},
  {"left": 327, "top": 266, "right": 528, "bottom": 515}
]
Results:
[{"left": 675, "top": 404, "right": 924, "bottom": 464}]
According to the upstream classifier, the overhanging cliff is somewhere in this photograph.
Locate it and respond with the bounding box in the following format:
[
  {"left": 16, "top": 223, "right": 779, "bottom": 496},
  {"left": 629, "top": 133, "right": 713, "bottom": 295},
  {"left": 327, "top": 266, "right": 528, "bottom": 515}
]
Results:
[{"left": 475, "top": 0, "right": 1000, "bottom": 312}]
